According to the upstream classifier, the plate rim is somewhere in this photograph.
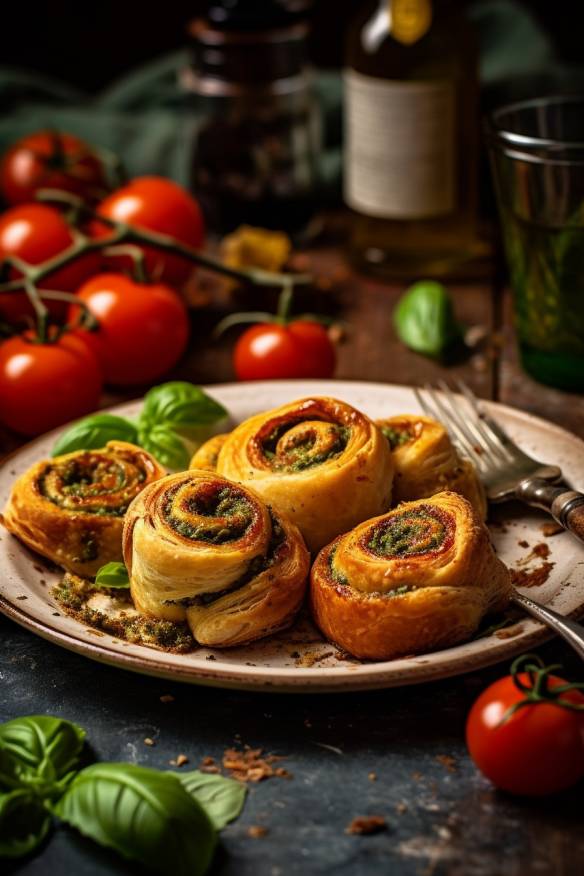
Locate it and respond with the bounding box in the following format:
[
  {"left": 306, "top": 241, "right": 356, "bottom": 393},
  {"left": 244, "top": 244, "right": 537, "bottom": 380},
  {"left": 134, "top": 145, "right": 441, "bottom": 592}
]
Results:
[{"left": 1, "top": 378, "right": 583, "bottom": 692}]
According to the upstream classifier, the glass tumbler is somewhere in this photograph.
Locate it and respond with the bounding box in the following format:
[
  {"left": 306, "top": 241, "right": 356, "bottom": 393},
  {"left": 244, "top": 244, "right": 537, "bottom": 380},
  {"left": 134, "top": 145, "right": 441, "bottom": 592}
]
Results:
[{"left": 487, "top": 96, "right": 584, "bottom": 391}]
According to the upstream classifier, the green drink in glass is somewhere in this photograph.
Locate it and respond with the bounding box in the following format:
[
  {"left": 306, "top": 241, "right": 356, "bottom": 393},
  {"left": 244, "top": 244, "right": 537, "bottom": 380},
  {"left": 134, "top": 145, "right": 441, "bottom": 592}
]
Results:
[{"left": 487, "top": 96, "right": 584, "bottom": 392}]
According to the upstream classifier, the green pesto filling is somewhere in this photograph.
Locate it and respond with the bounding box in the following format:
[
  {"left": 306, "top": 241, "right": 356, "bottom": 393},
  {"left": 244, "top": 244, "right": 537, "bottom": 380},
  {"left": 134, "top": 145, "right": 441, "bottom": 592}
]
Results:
[
  {"left": 167, "top": 511, "right": 286, "bottom": 608},
  {"left": 263, "top": 423, "right": 350, "bottom": 471},
  {"left": 40, "top": 458, "right": 144, "bottom": 517},
  {"left": 381, "top": 425, "right": 412, "bottom": 450},
  {"left": 327, "top": 548, "right": 413, "bottom": 598},
  {"left": 367, "top": 509, "right": 446, "bottom": 558},
  {"left": 164, "top": 487, "right": 253, "bottom": 544}
]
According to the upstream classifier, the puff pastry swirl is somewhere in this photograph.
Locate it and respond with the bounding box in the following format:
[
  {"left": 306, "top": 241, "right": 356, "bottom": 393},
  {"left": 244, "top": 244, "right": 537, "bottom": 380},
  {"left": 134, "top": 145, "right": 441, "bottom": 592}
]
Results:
[
  {"left": 205, "top": 397, "right": 393, "bottom": 553},
  {"left": 376, "top": 414, "right": 487, "bottom": 518},
  {"left": 123, "top": 470, "right": 310, "bottom": 647},
  {"left": 3, "top": 441, "right": 165, "bottom": 576},
  {"left": 310, "top": 491, "right": 510, "bottom": 660}
]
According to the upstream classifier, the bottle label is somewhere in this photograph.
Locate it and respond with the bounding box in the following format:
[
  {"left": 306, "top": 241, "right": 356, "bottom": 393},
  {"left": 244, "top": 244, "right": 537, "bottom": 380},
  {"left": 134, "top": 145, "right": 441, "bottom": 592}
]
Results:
[
  {"left": 344, "top": 70, "right": 455, "bottom": 220},
  {"left": 390, "top": 0, "right": 432, "bottom": 45}
]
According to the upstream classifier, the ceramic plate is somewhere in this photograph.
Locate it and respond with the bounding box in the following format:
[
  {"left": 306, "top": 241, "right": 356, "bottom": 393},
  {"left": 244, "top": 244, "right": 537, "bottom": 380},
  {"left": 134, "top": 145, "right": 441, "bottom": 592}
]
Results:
[{"left": 1, "top": 380, "right": 584, "bottom": 692}]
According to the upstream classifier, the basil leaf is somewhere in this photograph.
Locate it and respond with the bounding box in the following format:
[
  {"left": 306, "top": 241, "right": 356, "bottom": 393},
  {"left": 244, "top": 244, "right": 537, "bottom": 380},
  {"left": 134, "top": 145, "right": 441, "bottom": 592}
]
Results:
[
  {"left": 0, "top": 789, "right": 51, "bottom": 859},
  {"left": 52, "top": 414, "right": 138, "bottom": 457},
  {"left": 94, "top": 562, "right": 130, "bottom": 589},
  {"left": 176, "top": 770, "right": 247, "bottom": 831},
  {"left": 140, "top": 383, "right": 227, "bottom": 430},
  {"left": 138, "top": 423, "right": 190, "bottom": 471},
  {"left": 54, "top": 764, "right": 216, "bottom": 876},
  {"left": 0, "top": 716, "right": 85, "bottom": 800},
  {"left": 394, "top": 281, "right": 463, "bottom": 358}
]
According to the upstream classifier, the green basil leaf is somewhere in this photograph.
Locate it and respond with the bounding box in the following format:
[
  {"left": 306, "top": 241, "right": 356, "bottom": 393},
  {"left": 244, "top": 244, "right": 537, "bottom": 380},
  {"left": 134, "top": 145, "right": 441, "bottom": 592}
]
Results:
[
  {"left": 140, "top": 382, "right": 227, "bottom": 430},
  {"left": 54, "top": 764, "right": 216, "bottom": 876},
  {"left": 176, "top": 770, "right": 247, "bottom": 831},
  {"left": 52, "top": 414, "right": 138, "bottom": 457},
  {"left": 138, "top": 424, "right": 189, "bottom": 471},
  {"left": 94, "top": 562, "right": 130, "bottom": 589},
  {"left": 0, "top": 789, "right": 52, "bottom": 859},
  {"left": 0, "top": 716, "right": 85, "bottom": 800},
  {"left": 394, "top": 281, "right": 464, "bottom": 358}
]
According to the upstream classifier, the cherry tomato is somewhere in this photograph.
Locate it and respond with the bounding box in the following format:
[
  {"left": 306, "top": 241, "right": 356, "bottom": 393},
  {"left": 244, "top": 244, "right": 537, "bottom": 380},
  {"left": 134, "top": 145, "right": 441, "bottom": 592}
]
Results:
[
  {"left": 0, "top": 331, "right": 102, "bottom": 436},
  {"left": 233, "top": 320, "right": 336, "bottom": 381},
  {"left": 71, "top": 273, "right": 189, "bottom": 386},
  {"left": 0, "top": 203, "right": 99, "bottom": 325},
  {"left": 92, "top": 177, "right": 205, "bottom": 285},
  {"left": 466, "top": 670, "right": 584, "bottom": 796},
  {"left": 0, "top": 131, "right": 108, "bottom": 206}
]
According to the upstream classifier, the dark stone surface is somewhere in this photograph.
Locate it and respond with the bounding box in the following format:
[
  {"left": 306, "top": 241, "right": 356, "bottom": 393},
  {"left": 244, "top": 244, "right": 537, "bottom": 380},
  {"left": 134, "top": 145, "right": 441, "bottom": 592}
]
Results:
[{"left": 1, "top": 613, "right": 583, "bottom": 876}]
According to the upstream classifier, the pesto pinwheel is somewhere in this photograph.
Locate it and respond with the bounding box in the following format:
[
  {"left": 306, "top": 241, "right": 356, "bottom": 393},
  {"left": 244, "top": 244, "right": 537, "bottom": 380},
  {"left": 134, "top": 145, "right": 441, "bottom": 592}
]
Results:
[
  {"left": 310, "top": 491, "right": 510, "bottom": 660},
  {"left": 377, "top": 414, "right": 487, "bottom": 518},
  {"left": 205, "top": 397, "right": 393, "bottom": 553},
  {"left": 3, "top": 441, "right": 165, "bottom": 577},
  {"left": 122, "top": 470, "right": 310, "bottom": 647}
]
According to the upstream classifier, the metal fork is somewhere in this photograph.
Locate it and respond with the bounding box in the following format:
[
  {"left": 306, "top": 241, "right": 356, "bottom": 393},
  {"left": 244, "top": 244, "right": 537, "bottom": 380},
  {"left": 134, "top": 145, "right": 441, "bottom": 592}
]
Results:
[{"left": 415, "top": 380, "right": 584, "bottom": 659}]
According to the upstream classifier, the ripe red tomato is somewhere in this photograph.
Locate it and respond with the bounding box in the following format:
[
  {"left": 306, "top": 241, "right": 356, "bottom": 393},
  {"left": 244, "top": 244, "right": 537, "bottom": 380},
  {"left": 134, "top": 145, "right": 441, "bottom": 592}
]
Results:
[
  {"left": 0, "top": 203, "right": 99, "bottom": 325},
  {"left": 71, "top": 273, "right": 189, "bottom": 386},
  {"left": 233, "top": 321, "right": 336, "bottom": 381},
  {"left": 466, "top": 670, "right": 584, "bottom": 796},
  {"left": 0, "top": 131, "right": 108, "bottom": 206},
  {"left": 0, "top": 331, "right": 102, "bottom": 436},
  {"left": 92, "top": 177, "right": 205, "bottom": 285}
]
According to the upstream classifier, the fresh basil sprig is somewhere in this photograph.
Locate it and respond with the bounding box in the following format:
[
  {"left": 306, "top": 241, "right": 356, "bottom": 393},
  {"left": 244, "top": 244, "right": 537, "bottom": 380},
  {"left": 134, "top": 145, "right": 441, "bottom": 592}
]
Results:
[
  {"left": 0, "top": 789, "right": 51, "bottom": 859},
  {"left": 394, "top": 280, "right": 464, "bottom": 358},
  {"left": 52, "top": 382, "right": 227, "bottom": 471},
  {"left": 177, "top": 770, "right": 247, "bottom": 831},
  {"left": 0, "top": 715, "right": 247, "bottom": 871},
  {"left": 140, "top": 382, "right": 227, "bottom": 431},
  {"left": 55, "top": 764, "right": 216, "bottom": 876},
  {"left": 0, "top": 716, "right": 85, "bottom": 800},
  {"left": 52, "top": 414, "right": 138, "bottom": 457},
  {"left": 94, "top": 562, "right": 130, "bottom": 589}
]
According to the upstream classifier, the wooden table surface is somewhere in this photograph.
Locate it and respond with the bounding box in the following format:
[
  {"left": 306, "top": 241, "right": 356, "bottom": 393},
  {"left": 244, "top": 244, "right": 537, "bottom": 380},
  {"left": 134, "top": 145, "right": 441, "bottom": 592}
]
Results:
[{"left": 1, "top": 237, "right": 584, "bottom": 876}]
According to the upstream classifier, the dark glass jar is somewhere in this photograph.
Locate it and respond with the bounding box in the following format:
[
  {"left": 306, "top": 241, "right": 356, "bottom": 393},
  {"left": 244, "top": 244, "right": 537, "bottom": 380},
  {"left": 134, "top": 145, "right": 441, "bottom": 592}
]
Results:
[{"left": 184, "top": 1, "right": 321, "bottom": 237}]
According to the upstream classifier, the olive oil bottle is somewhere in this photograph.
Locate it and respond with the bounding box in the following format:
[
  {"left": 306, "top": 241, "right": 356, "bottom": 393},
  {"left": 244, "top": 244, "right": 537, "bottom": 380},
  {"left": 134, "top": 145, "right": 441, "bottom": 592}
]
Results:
[{"left": 344, "top": 0, "right": 480, "bottom": 277}]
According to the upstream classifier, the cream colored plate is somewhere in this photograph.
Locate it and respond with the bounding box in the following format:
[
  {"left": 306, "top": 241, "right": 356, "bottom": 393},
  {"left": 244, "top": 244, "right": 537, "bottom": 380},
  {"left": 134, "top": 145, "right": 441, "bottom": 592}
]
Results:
[{"left": 1, "top": 380, "right": 584, "bottom": 692}]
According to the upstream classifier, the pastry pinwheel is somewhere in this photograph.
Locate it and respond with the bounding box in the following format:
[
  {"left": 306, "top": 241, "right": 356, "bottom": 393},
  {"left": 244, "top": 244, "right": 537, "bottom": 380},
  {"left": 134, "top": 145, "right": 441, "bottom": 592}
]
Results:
[
  {"left": 192, "top": 397, "right": 394, "bottom": 553},
  {"left": 123, "top": 470, "right": 310, "bottom": 647},
  {"left": 310, "top": 491, "right": 510, "bottom": 660},
  {"left": 3, "top": 441, "right": 165, "bottom": 576}
]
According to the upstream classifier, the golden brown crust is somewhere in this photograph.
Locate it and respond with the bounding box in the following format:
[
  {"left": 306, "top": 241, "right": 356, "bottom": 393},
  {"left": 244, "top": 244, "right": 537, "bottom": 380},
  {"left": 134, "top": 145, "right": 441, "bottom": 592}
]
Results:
[
  {"left": 2, "top": 441, "right": 165, "bottom": 577},
  {"left": 310, "top": 491, "right": 510, "bottom": 660},
  {"left": 123, "top": 469, "right": 310, "bottom": 647},
  {"left": 376, "top": 414, "right": 487, "bottom": 518},
  {"left": 189, "top": 434, "right": 230, "bottom": 472},
  {"left": 215, "top": 397, "right": 394, "bottom": 553}
]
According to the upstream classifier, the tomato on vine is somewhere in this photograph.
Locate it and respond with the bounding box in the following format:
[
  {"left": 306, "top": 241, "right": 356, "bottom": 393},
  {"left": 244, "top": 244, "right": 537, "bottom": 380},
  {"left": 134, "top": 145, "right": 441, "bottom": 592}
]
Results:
[
  {"left": 0, "top": 203, "right": 99, "bottom": 325},
  {"left": 466, "top": 654, "right": 584, "bottom": 796},
  {"left": 0, "top": 331, "right": 102, "bottom": 436},
  {"left": 71, "top": 273, "right": 190, "bottom": 386},
  {"left": 92, "top": 177, "right": 205, "bottom": 285},
  {"left": 0, "top": 130, "right": 110, "bottom": 206},
  {"left": 215, "top": 285, "right": 337, "bottom": 381}
]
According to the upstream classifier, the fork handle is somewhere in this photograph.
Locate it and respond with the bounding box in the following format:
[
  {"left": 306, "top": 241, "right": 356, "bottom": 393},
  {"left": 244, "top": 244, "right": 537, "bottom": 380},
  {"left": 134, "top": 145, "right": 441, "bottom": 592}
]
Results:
[
  {"left": 515, "top": 478, "right": 584, "bottom": 544},
  {"left": 511, "top": 591, "right": 584, "bottom": 661}
]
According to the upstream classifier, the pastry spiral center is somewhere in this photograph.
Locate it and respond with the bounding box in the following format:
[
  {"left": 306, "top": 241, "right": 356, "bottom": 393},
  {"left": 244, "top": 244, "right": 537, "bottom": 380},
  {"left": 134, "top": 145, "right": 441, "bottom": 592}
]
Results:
[
  {"left": 262, "top": 420, "right": 349, "bottom": 471},
  {"left": 40, "top": 453, "right": 146, "bottom": 516},
  {"left": 163, "top": 481, "right": 256, "bottom": 544},
  {"left": 364, "top": 506, "right": 454, "bottom": 558}
]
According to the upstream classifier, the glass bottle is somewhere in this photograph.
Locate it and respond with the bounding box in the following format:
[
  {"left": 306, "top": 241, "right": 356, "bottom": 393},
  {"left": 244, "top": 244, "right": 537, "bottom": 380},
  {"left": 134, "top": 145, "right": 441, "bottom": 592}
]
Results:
[{"left": 344, "top": 0, "right": 481, "bottom": 277}]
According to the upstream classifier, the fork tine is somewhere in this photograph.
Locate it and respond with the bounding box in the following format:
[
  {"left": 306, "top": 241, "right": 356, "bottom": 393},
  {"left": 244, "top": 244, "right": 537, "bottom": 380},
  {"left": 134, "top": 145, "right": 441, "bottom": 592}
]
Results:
[
  {"left": 416, "top": 385, "right": 488, "bottom": 470},
  {"left": 455, "top": 380, "right": 518, "bottom": 462},
  {"left": 436, "top": 380, "right": 510, "bottom": 467}
]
